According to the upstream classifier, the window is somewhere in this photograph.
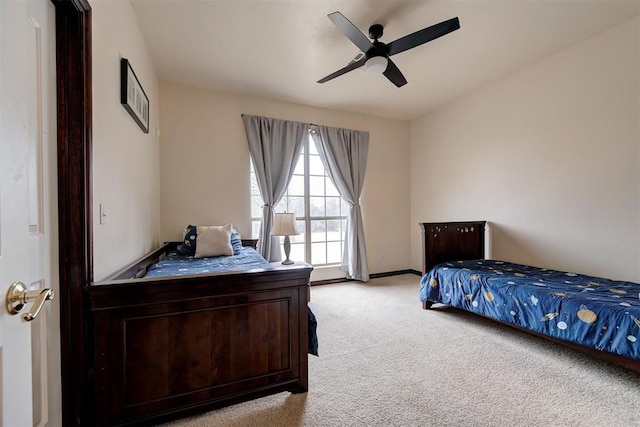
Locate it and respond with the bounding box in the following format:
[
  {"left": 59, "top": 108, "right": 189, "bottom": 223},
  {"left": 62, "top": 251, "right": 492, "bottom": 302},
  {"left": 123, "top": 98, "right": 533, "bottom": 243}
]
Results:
[{"left": 251, "top": 134, "right": 349, "bottom": 266}]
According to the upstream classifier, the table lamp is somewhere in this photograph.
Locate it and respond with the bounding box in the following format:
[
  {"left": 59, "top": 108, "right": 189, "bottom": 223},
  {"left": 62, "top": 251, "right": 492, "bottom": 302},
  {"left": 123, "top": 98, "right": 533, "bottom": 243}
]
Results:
[{"left": 271, "top": 212, "right": 299, "bottom": 265}]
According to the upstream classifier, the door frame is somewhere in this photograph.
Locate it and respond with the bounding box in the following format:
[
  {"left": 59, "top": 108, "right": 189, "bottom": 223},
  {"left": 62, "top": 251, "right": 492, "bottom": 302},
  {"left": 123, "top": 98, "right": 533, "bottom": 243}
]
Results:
[{"left": 52, "top": 0, "right": 92, "bottom": 425}]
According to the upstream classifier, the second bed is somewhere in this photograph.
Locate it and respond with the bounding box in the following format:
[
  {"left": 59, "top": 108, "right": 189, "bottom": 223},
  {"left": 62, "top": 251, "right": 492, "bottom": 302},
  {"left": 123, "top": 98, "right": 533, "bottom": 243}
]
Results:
[{"left": 418, "top": 221, "right": 640, "bottom": 373}]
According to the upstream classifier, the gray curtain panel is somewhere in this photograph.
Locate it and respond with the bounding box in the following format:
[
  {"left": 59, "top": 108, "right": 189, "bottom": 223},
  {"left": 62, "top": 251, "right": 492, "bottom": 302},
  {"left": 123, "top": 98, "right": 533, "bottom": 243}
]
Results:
[
  {"left": 242, "top": 115, "right": 308, "bottom": 261},
  {"left": 310, "top": 125, "right": 370, "bottom": 281}
]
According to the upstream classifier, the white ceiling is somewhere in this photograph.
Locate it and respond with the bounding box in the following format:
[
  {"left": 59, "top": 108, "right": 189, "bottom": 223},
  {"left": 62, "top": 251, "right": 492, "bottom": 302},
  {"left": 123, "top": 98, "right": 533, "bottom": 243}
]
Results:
[{"left": 130, "top": 0, "right": 640, "bottom": 121}]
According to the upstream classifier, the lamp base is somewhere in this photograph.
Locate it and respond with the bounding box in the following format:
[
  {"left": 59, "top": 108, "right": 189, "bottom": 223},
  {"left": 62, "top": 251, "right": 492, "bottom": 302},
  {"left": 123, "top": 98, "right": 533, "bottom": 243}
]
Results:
[{"left": 282, "top": 235, "right": 294, "bottom": 265}]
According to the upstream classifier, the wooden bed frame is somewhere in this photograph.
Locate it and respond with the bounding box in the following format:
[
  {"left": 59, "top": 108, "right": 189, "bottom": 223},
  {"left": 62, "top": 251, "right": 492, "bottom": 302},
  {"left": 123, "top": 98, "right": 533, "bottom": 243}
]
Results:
[
  {"left": 88, "top": 240, "right": 313, "bottom": 426},
  {"left": 419, "top": 221, "right": 640, "bottom": 374}
]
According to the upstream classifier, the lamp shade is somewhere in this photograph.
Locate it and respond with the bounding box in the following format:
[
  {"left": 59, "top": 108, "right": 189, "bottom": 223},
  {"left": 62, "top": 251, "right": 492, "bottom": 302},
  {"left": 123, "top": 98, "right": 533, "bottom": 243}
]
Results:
[{"left": 271, "top": 212, "right": 299, "bottom": 236}]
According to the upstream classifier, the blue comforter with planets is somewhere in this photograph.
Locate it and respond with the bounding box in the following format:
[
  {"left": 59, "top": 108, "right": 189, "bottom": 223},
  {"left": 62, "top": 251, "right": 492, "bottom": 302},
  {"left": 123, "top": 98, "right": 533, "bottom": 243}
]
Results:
[
  {"left": 420, "top": 259, "right": 640, "bottom": 361},
  {"left": 144, "top": 246, "right": 271, "bottom": 278}
]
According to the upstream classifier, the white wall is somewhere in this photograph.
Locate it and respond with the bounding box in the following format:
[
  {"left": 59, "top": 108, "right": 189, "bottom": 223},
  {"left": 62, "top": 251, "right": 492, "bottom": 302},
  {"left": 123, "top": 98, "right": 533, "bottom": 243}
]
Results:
[
  {"left": 410, "top": 17, "right": 640, "bottom": 282},
  {"left": 159, "top": 82, "right": 410, "bottom": 280},
  {"left": 92, "top": 0, "right": 161, "bottom": 280}
]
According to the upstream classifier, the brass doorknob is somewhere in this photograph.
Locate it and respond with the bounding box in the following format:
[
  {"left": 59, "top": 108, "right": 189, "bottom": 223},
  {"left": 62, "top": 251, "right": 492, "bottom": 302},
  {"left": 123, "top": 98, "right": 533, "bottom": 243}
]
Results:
[{"left": 6, "top": 282, "right": 54, "bottom": 322}]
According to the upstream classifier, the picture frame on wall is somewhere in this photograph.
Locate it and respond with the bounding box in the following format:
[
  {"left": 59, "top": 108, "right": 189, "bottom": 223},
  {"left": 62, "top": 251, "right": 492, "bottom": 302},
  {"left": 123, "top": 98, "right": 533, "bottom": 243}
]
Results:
[{"left": 120, "top": 58, "right": 149, "bottom": 133}]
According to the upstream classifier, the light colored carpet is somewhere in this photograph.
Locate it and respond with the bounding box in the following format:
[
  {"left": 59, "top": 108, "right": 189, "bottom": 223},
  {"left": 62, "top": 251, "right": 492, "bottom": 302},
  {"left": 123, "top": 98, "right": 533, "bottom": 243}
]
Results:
[{"left": 165, "top": 274, "right": 640, "bottom": 427}]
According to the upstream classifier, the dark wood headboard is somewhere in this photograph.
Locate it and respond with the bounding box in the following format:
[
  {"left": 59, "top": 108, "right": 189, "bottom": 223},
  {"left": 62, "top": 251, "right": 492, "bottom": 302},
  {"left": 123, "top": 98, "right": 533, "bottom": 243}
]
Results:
[
  {"left": 241, "top": 238, "right": 258, "bottom": 249},
  {"left": 420, "top": 221, "right": 486, "bottom": 274}
]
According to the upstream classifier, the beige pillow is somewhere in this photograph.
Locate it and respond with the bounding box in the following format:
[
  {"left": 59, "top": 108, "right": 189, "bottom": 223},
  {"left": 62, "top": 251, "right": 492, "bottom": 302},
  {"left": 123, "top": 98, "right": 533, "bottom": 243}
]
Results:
[{"left": 194, "top": 224, "right": 234, "bottom": 258}]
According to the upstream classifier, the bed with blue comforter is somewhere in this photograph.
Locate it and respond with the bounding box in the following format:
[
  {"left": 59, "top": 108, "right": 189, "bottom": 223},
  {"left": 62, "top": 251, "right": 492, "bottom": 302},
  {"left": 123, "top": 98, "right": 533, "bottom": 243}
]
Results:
[
  {"left": 144, "top": 245, "right": 319, "bottom": 355},
  {"left": 90, "top": 238, "right": 315, "bottom": 425},
  {"left": 420, "top": 259, "right": 640, "bottom": 363},
  {"left": 417, "top": 221, "right": 640, "bottom": 372},
  {"left": 144, "top": 245, "right": 320, "bottom": 356}
]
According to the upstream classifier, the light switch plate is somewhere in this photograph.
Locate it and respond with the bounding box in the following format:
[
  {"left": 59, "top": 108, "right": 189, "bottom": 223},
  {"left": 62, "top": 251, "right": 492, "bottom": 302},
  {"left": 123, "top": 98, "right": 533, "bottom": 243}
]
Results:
[{"left": 99, "top": 204, "right": 107, "bottom": 225}]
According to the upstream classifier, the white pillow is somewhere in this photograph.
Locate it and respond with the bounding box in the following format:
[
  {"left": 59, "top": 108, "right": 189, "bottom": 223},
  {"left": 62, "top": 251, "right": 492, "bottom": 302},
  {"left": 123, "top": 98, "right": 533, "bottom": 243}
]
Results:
[{"left": 194, "top": 224, "right": 234, "bottom": 258}]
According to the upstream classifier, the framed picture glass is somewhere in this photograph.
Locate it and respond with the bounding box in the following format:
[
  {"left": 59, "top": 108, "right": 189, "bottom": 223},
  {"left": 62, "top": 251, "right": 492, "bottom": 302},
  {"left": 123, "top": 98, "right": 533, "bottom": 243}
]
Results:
[{"left": 120, "top": 58, "right": 149, "bottom": 133}]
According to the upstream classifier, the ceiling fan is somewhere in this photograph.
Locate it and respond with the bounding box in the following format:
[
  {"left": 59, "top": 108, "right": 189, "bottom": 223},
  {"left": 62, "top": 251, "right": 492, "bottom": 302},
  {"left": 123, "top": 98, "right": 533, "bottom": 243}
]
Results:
[{"left": 317, "top": 12, "right": 460, "bottom": 88}]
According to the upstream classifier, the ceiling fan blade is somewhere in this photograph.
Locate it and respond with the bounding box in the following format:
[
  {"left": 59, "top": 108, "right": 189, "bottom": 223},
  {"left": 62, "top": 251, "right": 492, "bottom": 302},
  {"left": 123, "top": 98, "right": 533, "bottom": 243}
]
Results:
[
  {"left": 383, "top": 59, "right": 407, "bottom": 87},
  {"left": 317, "top": 57, "right": 367, "bottom": 84},
  {"left": 387, "top": 17, "right": 460, "bottom": 57},
  {"left": 328, "top": 11, "right": 375, "bottom": 53}
]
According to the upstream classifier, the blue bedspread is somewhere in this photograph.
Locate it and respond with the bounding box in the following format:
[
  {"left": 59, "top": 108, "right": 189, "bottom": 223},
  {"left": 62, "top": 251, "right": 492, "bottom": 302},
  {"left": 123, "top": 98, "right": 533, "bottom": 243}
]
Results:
[
  {"left": 420, "top": 259, "right": 640, "bottom": 361},
  {"left": 144, "top": 246, "right": 271, "bottom": 278}
]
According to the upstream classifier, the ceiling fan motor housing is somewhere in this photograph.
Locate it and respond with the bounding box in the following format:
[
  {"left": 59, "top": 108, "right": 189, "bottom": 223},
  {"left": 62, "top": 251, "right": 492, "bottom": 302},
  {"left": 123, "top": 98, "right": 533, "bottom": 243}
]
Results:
[
  {"left": 368, "top": 23, "right": 384, "bottom": 40},
  {"left": 366, "top": 40, "right": 389, "bottom": 61}
]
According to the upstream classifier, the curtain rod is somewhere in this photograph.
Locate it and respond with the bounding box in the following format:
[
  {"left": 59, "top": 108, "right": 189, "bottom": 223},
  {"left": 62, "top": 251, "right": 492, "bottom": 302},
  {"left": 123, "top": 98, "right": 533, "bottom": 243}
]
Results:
[
  {"left": 241, "top": 114, "right": 367, "bottom": 134},
  {"left": 240, "top": 113, "right": 317, "bottom": 126}
]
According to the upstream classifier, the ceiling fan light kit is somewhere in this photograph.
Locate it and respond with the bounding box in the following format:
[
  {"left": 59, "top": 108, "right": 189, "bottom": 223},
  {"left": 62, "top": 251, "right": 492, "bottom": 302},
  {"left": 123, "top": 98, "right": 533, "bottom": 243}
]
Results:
[
  {"left": 317, "top": 11, "right": 460, "bottom": 87},
  {"left": 362, "top": 56, "right": 388, "bottom": 74}
]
